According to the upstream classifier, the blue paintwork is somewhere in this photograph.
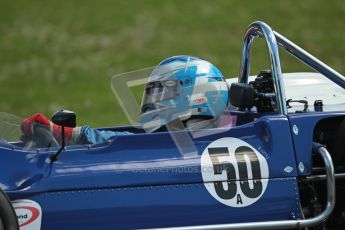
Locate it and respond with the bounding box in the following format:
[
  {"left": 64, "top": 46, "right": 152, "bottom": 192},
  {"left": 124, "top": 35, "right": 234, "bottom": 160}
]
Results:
[
  {"left": 0, "top": 114, "right": 306, "bottom": 229},
  {"left": 29, "top": 178, "right": 299, "bottom": 230}
]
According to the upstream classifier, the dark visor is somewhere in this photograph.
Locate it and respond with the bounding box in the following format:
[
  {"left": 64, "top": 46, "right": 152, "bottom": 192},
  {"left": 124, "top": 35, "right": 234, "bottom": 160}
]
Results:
[{"left": 141, "top": 80, "right": 179, "bottom": 113}]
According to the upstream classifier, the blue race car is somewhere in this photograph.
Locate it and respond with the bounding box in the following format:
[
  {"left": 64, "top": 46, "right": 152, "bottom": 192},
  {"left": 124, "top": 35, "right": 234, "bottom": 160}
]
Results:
[{"left": 0, "top": 21, "right": 344, "bottom": 230}]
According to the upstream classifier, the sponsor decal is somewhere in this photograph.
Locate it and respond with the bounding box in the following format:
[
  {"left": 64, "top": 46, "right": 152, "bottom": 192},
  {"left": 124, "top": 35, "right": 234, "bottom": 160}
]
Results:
[
  {"left": 201, "top": 137, "right": 269, "bottom": 207},
  {"left": 189, "top": 94, "right": 207, "bottom": 106},
  {"left": 12, "top": 200, "right": 42, "bottom": 230},
  {"left": 195, "top": 97, "right": 206, "bottom": 104}
]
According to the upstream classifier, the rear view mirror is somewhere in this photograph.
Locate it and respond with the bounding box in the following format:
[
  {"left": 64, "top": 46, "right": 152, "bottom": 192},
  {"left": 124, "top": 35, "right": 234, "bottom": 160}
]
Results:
[
  {"left": 50, "top": 110, "right": 76, "bottom": 162},
  {"left": 229, "top": 83, "right": 255, "bottom": 109},
  {"left": 52, "top": 110, "right": 76, "bottom": 128}
]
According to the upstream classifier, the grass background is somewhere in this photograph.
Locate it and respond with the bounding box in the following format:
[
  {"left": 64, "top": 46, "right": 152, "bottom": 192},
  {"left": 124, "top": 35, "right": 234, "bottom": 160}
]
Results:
[{"left": 0, "top": 0, "right": 345, "bottom": 127}]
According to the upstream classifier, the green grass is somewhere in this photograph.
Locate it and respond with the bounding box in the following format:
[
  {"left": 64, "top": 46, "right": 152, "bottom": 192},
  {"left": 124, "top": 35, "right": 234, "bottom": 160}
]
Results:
[{"left": 1, "top": 0, "right": 345, "bottom": 127}]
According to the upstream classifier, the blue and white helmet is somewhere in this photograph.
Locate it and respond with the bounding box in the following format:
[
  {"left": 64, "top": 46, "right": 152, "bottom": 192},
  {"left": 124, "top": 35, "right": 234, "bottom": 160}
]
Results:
[{"left": 140, "top": 55, "right": 229, "bottom": 132}]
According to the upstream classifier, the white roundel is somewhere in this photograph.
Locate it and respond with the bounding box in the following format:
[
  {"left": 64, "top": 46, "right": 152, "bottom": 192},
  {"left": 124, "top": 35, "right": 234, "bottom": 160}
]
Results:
[
  {"left": 12, "top": 199, "right": 42, "bottom": 229},
  {"left": 201, "top": 137, "right": 269, "bottom": 207}
]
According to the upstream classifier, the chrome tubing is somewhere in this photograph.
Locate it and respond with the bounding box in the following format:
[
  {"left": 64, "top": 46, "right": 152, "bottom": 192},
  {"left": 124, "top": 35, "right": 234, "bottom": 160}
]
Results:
[
  {"left": 239, "top": 21, "right": 287, "bottom": 115},
  {"left": 152, "top": 145, "right": 335, "bottom": 230},
  {"left": 304, "top": 172, "right": 345, "bottom": 182},
  {"left": 274, "top": 32, "right": 345, "bottom": 88}
]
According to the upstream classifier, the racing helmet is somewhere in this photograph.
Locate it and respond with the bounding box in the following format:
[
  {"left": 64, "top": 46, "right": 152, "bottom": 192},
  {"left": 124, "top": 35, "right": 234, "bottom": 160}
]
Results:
[{"left": 140, "top": 55, "right": 229, "bottom": 132}]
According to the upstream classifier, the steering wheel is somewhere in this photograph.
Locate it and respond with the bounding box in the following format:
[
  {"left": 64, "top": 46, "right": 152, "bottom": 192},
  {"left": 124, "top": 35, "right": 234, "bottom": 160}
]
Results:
[
  {"left": 33, "top": 125, "right": 59, "bottom": 148},
  {"left": 21, "top": 124, "right": 59, "bottom": 148},
  {"left": 0, "top": 189, "right": 19, "bottom": 230}
]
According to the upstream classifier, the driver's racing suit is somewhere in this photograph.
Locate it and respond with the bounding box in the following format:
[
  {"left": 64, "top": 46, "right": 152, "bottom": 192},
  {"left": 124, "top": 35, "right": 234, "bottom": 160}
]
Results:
[{"left": 73, "top": 125, "right": 132, "bottom": 144}]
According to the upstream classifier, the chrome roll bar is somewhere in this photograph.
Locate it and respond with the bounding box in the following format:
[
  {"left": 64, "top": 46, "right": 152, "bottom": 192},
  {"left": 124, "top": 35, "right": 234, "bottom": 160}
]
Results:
[
  {"left": 239, "top": 21, "right": 287, "bottom": 114},
  {"left": 151, "top": 144, "right": 335, "bottom": 230},
  {"left": 274, "top": 32, "right": 345, "bottom": 89},
  {"left": 239, "top": 21, "right": 345, "bottom": 115}
]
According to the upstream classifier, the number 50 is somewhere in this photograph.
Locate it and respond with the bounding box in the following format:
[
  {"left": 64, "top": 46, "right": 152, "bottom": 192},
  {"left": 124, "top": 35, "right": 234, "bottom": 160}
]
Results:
[{"left": 208, "top": 146, "right": 263, "bottom": 200}]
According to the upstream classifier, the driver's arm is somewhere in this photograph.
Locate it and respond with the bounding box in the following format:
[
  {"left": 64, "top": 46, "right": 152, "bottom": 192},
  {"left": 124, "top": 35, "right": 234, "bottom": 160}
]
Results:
[{"left": 21, "top": 113, "right": 132, "bottom": 145}]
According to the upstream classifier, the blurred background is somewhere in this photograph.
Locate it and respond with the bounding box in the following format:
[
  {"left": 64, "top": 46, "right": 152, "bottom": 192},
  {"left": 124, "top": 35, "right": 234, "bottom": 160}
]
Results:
[{"left": 1, "top": 0, "right": 345, "bottom": 127}]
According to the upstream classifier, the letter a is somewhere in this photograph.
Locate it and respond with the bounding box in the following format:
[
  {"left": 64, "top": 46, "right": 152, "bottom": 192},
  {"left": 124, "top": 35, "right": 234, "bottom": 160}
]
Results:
[{"left": 236, "top": 194, "right": 243, "bottom": 205}]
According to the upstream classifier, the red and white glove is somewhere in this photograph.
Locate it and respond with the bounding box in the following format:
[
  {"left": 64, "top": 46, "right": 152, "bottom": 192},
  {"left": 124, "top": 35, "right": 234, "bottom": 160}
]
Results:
[{"left": 21, "top": 113, "right": 73, "bottom": 143}]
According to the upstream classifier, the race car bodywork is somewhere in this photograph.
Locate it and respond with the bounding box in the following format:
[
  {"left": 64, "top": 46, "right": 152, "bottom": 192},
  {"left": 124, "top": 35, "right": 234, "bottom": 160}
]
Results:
[{"left": 0, "top": 21, "right": 344, "bottom": 230}]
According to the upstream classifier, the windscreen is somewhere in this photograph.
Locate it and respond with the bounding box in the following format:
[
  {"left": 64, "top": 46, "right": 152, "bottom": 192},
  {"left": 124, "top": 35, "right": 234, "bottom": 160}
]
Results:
[
  {"left": 0, "top": 112, "right": 22, "bottom": 142},
  {"left": 0, "top": 112, "right": 59, "bottom": 149}
]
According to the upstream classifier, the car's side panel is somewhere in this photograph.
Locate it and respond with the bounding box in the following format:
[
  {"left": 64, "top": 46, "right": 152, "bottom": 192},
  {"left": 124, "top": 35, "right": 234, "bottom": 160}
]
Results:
[{"left": 24, "top": 178, "right": 300, "bottom": 230}]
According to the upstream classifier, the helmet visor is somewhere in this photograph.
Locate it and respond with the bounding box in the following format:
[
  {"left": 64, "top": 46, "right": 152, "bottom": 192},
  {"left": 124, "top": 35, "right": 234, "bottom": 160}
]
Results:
[{"left": 141, "top": 80, "right": 179, "bottom": 113}]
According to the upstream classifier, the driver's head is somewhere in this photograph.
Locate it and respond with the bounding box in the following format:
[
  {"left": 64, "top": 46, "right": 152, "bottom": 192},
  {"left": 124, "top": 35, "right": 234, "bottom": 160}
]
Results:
[{"left": 140, "top": 55, "right": 229, "bottom": 132}]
